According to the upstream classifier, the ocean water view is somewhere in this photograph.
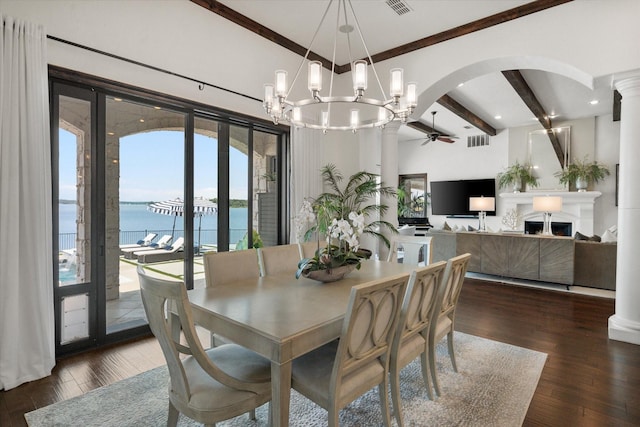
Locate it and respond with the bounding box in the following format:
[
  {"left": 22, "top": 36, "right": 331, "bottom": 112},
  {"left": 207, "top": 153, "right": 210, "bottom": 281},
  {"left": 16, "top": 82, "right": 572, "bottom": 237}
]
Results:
[{"left": 59, "top": 203, "right": 248, "bottom": 250}]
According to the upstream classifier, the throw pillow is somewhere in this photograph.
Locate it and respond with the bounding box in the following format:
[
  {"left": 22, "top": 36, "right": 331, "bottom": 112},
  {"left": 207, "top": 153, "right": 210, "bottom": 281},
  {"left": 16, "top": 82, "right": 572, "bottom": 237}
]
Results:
[
  {"left": 601, "top": 230, "right": 617, "bottom": 242},
  {"left": 468, "top": 225, "right": 476, "bottom": 232},
  {"left": 443, "top": 221, "right": 451, "bottom": 231},
  {"left": 574, "top": 231, "right": 589, "bottom": 241},
  {"left": 589, "top": 234, "right": 602, "bottom": 242}
]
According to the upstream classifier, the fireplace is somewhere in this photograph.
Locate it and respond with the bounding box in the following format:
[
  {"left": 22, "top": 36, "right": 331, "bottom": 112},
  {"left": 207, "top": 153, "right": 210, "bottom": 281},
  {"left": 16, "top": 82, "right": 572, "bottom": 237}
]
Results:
[
  {"left": 525, "top": 221, "right": 572, "bottom": 236},
  {"left": 499, "top": 191, "right": 602, "bottom": 236}
]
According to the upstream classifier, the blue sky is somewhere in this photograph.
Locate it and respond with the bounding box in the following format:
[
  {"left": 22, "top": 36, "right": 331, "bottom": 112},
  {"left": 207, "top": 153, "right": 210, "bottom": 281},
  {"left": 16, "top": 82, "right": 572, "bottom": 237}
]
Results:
[{"left": 59, "top": 129, "right": 248, "bottom": 201}]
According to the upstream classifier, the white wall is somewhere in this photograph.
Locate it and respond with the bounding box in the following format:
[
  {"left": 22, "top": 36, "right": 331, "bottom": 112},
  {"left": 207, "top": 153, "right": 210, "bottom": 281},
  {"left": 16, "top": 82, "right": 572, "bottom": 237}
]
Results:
[
  {"left": 398, "top": 115, "right": 619, "bottom": 234},
  {"left": 0, "top": 0, "right": 630, "bottom": 236},
  {"left": 398, "top": 129, "right": 508, "bottom": 230}
]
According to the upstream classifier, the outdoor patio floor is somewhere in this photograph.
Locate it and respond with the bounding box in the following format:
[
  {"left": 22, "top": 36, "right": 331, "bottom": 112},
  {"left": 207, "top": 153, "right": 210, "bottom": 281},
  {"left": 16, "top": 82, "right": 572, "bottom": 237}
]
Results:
[{"left": 106, "top": 256, "right": 206, "bottom": 331}]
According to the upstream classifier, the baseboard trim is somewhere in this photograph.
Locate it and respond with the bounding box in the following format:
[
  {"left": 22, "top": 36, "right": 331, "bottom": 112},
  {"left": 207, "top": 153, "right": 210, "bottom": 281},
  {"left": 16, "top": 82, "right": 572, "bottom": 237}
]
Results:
[{"left": 608, "top": 314, "right": 640, "bottom": 345}]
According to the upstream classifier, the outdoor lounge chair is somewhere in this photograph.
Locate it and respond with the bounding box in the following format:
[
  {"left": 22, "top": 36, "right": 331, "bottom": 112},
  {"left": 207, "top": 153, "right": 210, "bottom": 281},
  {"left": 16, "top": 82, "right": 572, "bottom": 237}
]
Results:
[
  {"left": 136, "top": 237, "right": 185, "bottom": 264},
  {"left": 122, "top": 235, "right": 172, "bottom": 259},
  {"left": 119, "top": 233, "right": 158, "bottom": 252}
]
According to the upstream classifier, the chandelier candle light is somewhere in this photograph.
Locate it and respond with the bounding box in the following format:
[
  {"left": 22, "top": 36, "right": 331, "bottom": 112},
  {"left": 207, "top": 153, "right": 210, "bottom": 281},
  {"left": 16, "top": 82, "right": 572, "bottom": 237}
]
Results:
[
  {"left": 533, "top": 196, "right": 563, "bottom": 236},
  {"left": 263, "top": 0, "right": 417, "bottom": 132},
  {"left": 469, "top": 196, "right": 495, "bottom": 232}
]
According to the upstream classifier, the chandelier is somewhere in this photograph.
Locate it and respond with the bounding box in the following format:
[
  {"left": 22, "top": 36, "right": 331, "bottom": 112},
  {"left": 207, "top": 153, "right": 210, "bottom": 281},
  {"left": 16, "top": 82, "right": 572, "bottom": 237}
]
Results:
[{"left": 262, "top": 0, "right": 417, "bottom": 132}]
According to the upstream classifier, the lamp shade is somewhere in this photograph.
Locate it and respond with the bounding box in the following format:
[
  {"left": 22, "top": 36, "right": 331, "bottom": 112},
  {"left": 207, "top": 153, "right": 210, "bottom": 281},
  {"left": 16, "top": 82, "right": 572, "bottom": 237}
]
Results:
[
  {"left": 533, "top": 196, "right": 563, "bottom": 212},
  {"left": 469, "top": 196, "right": 495, "bottom": 211}
]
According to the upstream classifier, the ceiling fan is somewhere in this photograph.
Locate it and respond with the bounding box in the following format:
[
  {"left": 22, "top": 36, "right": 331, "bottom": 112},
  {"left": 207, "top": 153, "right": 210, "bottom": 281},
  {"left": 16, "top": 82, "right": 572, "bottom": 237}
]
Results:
[{"left": 406, "top": 111, "right": 459, "bottom": 145}]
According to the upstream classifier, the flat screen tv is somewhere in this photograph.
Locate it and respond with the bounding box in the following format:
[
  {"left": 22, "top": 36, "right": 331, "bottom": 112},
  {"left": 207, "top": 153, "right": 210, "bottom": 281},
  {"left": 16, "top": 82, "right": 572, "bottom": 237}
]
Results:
[{"left": 430, "top": 178, "right": 496, "bottom": 217}]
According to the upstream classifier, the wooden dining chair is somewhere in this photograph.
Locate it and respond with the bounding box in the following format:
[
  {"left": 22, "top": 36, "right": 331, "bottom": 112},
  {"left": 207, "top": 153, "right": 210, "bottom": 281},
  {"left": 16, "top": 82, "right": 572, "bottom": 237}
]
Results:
[
  {"left": 257, "top": 244, "right": 301, "bottom": 276},
  {"left": 429, "top": 253, "right": 471, "bottom": 396},
  {"left": 202, "top": 249, "right": 260, "bottom": 347},
  {"left": 137, "top": 265, "right": 272, "bottom": 427},
  {"left": 291, "top": 273, "right": 410, "bottom": 427},
  {"left": 298, "top": 240, "right": 327, "bottom": 259},
  {"left": 202, "top": 249, "right": 260, "bottom": 287},
  {"left": 389, "top": 261, "right": 447, "bottom": 427}
]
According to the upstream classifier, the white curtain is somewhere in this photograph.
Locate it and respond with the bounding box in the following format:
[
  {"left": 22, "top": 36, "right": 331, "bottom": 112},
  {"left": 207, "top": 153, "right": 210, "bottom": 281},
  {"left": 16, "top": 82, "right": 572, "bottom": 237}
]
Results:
[
  {"left": 0, "top": 15, "right": 54, "bottom": 390},
  {"left": 289, "top": 127, "right": 324, "bottom": 243}
]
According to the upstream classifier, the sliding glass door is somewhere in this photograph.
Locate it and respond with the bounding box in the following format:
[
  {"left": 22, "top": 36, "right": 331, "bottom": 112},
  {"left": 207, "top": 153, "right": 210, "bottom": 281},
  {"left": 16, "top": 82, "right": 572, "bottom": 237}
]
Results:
[
  {"left": 52, "top": 84, "right": 99, "bottom": 354},
  {"left": 51, "top": 71, "right": 288, "bottom": 355},
  {"left": 105, "top": 96, "right": 186, "bottom": 333}
]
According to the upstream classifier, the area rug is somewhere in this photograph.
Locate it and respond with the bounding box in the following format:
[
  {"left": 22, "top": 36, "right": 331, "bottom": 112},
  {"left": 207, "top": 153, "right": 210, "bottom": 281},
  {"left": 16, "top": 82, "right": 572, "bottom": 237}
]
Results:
[{"left": 25, "top": 332, "right": 546, "bottom": 427}]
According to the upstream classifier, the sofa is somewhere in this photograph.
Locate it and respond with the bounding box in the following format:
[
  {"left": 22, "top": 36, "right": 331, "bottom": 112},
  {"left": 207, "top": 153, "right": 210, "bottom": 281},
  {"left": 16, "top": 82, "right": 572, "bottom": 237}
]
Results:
[
  {"left": 426, "top": 229, "right": 617, "bottom": 290},
  {"left": 573, "top": 241, "right": 617, "bottom": 290}
]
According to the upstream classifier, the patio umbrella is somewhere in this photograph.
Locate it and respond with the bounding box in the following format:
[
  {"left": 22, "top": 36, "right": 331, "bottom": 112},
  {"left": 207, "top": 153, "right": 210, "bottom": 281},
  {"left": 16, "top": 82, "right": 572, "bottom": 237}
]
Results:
[{"left": 147, "top": 197, "right": 218, "bottom": 248}]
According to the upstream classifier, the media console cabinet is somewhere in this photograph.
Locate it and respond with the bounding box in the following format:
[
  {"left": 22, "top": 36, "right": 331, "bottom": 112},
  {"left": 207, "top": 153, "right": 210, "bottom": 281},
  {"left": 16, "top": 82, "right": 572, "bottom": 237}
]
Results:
[
  {"left": 457, "top": 232, "right": 574, "bottom": 285},
  {"left": 427, "top": 230, "right": 617, "bottom": 290}
]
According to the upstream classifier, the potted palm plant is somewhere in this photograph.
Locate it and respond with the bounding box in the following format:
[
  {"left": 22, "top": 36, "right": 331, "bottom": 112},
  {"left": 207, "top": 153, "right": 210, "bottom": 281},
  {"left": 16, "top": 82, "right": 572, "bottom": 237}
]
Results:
[
  {"left": 296, "top": 164, "right": 397, "bottom": 281},
  {"left": 496, "top": 161, "right": 538, "bottom": 193},
  {"left": 555, "top": 156, "right": 610, "bottom": 191}
]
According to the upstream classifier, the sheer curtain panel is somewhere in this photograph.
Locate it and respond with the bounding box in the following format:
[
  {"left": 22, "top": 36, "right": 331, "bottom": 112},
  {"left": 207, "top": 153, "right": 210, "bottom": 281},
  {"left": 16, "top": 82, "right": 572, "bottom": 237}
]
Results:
[
  {"left": 290, "top": 126, "right": 323, "bottom": 243},
  {"left": 0, "top": 15, "right": 54, "bottom": 390}
]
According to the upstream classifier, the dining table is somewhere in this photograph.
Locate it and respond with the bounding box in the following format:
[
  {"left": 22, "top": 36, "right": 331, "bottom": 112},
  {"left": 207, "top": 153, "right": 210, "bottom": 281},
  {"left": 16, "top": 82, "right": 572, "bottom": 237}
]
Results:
[{"left": 187, "top": 258, "right": 417, "bottom": 427}]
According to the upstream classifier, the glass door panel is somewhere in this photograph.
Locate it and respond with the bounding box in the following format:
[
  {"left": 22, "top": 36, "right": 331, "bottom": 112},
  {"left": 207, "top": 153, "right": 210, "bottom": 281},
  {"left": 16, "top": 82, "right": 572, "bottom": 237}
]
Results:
[
  {"left": 193, "top": 116, "right": 219, "bottom": 287},
  {"left": 253, "top": 131, "right": 279, "bottom": 247},
  {"left": 55, "top": 89, "right": 96, "bottom": 352},
  {"left": 229, "top": 125, "right": 250, "bottom": 250},
  {"left": 105, "top": 96, "right": 186, "bottom": 334}
]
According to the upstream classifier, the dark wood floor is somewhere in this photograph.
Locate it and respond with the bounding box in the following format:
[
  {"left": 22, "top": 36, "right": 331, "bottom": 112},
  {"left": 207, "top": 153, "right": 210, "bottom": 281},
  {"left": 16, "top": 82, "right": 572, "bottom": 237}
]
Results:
[{"left": 2, "top": 279, "right": 639, "bottom": 426}]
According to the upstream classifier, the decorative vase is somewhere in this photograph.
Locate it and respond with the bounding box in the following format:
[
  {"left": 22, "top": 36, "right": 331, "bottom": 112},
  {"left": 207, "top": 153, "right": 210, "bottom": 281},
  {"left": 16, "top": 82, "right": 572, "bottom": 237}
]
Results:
[
  {"left": 302, "top": 264, "right": 358, "bottom": 283},
  {"left": 512, "top": 177, "right": 522, "bottom": 193},
  {"left": 575, "top": 177, "right": 588, "bottom": 192}
]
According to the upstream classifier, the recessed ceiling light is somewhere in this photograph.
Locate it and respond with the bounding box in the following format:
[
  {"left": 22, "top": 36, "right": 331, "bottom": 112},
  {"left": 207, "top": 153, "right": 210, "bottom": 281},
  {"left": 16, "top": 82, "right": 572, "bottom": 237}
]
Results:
[
  {"left": 114, "top": 98, "right": 122, "bottom": 102},
  {"left": 590, "top": 99, "right": 599, "bottom": 105},
  {"left": 107, "top": 131, "right": 115, "bottom": 136},
  {"left": 154, "top": 106, "right": 161, "bottom": 110},
  {"left": 494, "top": 115, "right": 502, "bottom": 120},
  {"left": 139, "top": 119, "right": 145, "bottom": 123},
  {"left": 549, "top": 114, "right": 558, "bottom": 119}
]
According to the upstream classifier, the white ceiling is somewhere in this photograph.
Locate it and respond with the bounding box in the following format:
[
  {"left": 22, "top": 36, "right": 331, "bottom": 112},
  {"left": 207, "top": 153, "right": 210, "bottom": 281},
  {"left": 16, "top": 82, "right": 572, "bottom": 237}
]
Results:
[{"left": 215, "top": 0, "right": 614, "bottom": 142}]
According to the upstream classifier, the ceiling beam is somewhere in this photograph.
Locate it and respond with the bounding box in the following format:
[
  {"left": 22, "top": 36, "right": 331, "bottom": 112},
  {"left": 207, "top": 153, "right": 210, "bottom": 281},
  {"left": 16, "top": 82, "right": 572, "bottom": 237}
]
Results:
[
  {"left": 190, "top": 0, "right": 331, "bottom": 69},
  {"left": 191, "top": 0, "right": 573, "bottom": 74},
  {"left": 436, "top": 94, "right": 497, "bottom": 136},
  {"left": 406, "top": 120, "right": 436, "bottom": 135},
  {"left": 366, "top": 0, "right": 572, "bottom": 68},
  {"left": 502, "top": 70, "right": 565, "bottom": 166}
]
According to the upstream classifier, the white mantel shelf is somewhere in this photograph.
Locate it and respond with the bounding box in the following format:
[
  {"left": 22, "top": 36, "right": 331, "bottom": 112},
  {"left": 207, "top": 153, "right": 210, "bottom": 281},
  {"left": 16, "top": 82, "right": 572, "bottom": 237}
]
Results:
[{"left": 499, "top": 191, "right": 602, "bottom": 235}]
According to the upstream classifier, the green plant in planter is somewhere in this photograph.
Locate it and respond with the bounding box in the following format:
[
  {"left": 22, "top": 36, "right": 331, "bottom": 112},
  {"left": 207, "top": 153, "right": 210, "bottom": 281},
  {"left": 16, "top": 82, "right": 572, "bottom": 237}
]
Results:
[
  {"left": 397, "top": 180, "right": 428, "bottom": 218},
  {"left": 554, "top": 156, "right": 610, "bottom": 191},
  {"left": 298, "top": 164, "right": 398, "bottom": 249},
  {"left": 496, "top": 161, "right": 538, "bottom": 192}
]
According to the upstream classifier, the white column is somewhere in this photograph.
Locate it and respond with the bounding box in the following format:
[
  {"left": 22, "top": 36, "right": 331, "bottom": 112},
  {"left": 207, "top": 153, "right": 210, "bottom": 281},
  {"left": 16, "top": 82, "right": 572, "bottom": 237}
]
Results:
[
  {"left": 609, "top": 72, "right": 640, "bottom": 345},
  {"left": 379, "top": 121, "right": 400, "bottom": 261}
]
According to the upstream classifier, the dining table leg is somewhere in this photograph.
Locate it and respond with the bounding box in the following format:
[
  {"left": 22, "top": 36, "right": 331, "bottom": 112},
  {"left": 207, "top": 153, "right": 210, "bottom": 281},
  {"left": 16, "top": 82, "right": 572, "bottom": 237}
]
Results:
[{"left": 271, "top": 360, "right": 292, "bottom": 427}]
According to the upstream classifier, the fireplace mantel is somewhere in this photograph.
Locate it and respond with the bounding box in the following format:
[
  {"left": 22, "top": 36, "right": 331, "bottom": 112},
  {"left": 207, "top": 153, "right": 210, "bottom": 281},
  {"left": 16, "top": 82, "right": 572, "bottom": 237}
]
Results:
[{"left": 499, "top": 191, "right": 602, "bottom": 235}]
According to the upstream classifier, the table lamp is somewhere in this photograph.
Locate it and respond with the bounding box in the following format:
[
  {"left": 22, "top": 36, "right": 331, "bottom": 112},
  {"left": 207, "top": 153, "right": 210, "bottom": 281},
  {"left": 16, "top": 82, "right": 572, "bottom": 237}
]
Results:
[
  {"left": 469, "top": 196, "right": 495, "bottom": 232},
  {"left": 533, "top": 196, "right": 563, "bottom": 235}
]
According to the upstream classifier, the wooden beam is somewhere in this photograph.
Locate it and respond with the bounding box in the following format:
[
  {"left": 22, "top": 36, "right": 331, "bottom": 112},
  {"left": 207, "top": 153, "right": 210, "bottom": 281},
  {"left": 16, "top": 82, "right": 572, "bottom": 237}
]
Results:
[
  {"left": 192, "top": 0, "right": 572, "bottom": 74},
  {"left": 190, "top": 0, "right": 333, "bottom": 70},
  {"left": 367, "top": 0, "right": 572, "bottom": 67},
  {"left": 406, "top": 120, "right": 436, "bottom": 135},
  {"left": 502, "top": 70, "right": 565, "bottom": 166},
  {"left": 437, "top": 94, "right": 497, "bottom": 136}
]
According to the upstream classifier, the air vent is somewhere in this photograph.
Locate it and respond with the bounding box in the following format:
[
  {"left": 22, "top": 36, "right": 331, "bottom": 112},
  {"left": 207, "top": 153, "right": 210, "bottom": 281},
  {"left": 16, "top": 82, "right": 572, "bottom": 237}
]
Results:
[
  {"left": 467, "top": 134, "right": 490, "bottom": 148},
  {"left": 386, "top": 0, "right": 413, "bottom": 16}
]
